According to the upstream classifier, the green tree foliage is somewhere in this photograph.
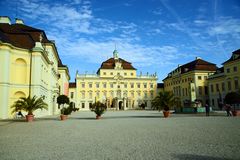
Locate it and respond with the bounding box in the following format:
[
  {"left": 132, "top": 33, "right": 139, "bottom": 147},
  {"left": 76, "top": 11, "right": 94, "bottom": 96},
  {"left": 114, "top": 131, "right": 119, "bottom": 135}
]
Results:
[
  {"left": 57, "top": 95, "right": 69, "bottom": 108},
  {"left": 225, "top": 92, "right": 240, "bottom": 104},
  {"left": 90, "top": 101, "right": 107, "bottom": 116},
  {"left": 11, "top": 96, "right": 48, "bottom": 115},
  {"left": 151, "top": 91, "right": 175, "bottom": 111}
]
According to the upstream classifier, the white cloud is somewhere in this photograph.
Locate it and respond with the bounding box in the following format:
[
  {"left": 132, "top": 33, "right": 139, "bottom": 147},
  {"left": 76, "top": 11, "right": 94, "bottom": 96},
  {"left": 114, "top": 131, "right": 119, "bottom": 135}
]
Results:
[{"left": 208, "top": 17, "right": 240, "bottom": 35}]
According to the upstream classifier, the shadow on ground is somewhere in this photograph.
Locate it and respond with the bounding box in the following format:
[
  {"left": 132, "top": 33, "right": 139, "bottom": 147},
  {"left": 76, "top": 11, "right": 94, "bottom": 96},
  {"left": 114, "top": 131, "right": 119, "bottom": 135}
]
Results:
[{"left": 172, "top": 154, "right": 234, "bottom": 160}]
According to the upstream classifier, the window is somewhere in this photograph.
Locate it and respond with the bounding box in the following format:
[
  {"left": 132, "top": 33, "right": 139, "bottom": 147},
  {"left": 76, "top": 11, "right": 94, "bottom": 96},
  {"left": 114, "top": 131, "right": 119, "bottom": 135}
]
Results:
[
  {"left": 204, "top": 86, "right": 208, "bottom": 95},
  {"left": 96, "top": 92, "right": 100, "bottom": 99},
  {"left": 110, "top": 91, "right": 114, "bottom": 97},
  {"left": 144, "top": 83, "right": 147, "bottom": 88},
  {"left": 124, "top": 73, "right": 127, "bottom": 76},
  {"left": 103, "top": 92, "right": 107, "bottom": 97},
  {"left": 123, "top": 91, "right": 127, "bottom": 97},
  {"left": 103, "top": 72, "right": 106, "bottom": 75},
  {"left": 138, "top": 92, "right": 141, "bottom": 96},
  {"left": 81, "top": 92, "right": 85, "bottom": 99},
  {"left": 110, "top": 83, "right": 113, "bottom": 88},
  {"left": 82, "top": 103, "right": 85, "bottom": 108},
  {"left": 89, "top": 83, "right": 92, "bottom": 88},
  {"left": 150, "top": 83, "right": 153, "bottom": 88},
  {"left": 211, "top": 84, "right": 214, "bottom": 93},
  {"left": 216, "top": 83, "right": 219, "bottom": 92},
  {"left": 204, "top": 76, "right": 207, "bottom": 80},
  {"left": 124, "top": 83, "right": 127, "bottom": 88},
  {"left": 89, "top": 102, "right": 92, "bottom": 108},
  {"left": 131, "top": 73, "right": 134, "bottom": 76},
  {"left": 234, "top": 78, "right": 239, "bottom": 89},
  {"left": 227, "top": 68, "right": 230, "bottom": 73},
  {"left": 81, "top": 83, "right": 85, "bottom": 88},
  {"left": 70, "top": 92, "right": 74, "bottom": 98},
  {"left": 185, "top": 88, "right": 188, "bottom": 96},
  {"left": 110, "top": 72, "right": 113, "bottom": 75},
  {"left": 182, "top": 88, "right": 185, "bottom": 96},
  {"left": 198, "top": 86, "right": 203, "bottom": 95},
  {"left": 89, "top": 92, "right": 92, "bottom": 99},
  {"left": 144, "top": 92, "right": 147, "bottom": 98},
  {"left": 131, "top": 83, "right": 134, "bottom": 88},
  {"left": 96, "top": 83, "right": 99, "bottom": 88},
  {"left": 131, "top": 92, "right": 134, "bottom": 97},
  {"left": 233, "top": 66, "right": 237, "bottom": 72},
  {"left": 228, "top": 81, "right": 231, "bottom": 91},
  {"left": 118, "top": 85, "right": 120, "bottom": 88},
  {"left": 137, "top": 83, "right": 140, "bottom": 88},
  {"left": 103, "top": 83, "right": 107, "bottom": 88},
  {"left": 198, "top": 76, "right": 202, "bottom": 80},
  {"left": 150, "top": 91, "right": 154, "bottom": 98},
  {"left": 222, "top": 82, "right": 225, "bottom": 92}
]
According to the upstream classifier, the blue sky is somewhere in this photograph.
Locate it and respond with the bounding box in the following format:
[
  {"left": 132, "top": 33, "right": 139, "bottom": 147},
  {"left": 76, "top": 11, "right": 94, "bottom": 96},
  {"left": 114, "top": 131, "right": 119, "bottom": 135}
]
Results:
[{"left": 1, "top": 0, "right": 240, "bottom": 82}]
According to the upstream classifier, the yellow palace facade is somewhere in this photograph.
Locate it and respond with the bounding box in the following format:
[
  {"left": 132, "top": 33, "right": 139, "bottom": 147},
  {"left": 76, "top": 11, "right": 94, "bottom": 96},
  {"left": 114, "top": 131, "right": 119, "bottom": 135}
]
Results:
[
  {"left": 0, "top": 17, "right": 69, "bottom": 119},
  {"left": 163, "top": 57, "right": 217, "bottom": 108},
  {"left": 208, "top": 49, "right": 240, "bottom": 109},
  {"left": 69, "top": 50, "right": 158, "bottom": 110}
]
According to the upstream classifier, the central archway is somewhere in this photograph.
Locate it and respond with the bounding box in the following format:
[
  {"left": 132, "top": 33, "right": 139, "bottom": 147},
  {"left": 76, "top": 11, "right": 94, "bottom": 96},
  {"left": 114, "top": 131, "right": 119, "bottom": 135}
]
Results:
[{"left": 119, "top": 101, "right": 123, "bottom": 110}]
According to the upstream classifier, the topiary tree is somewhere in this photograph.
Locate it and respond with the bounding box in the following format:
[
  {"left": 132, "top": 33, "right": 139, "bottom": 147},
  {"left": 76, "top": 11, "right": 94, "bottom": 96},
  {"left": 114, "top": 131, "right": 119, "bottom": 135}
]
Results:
[{"left": 57, "top": 95, "right": 69, "bottom": 109}]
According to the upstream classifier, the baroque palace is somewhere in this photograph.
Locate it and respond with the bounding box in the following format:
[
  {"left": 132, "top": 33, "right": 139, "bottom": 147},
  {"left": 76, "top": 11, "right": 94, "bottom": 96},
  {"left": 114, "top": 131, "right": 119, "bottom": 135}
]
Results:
[
  {"left": 0, "top": 16, "right": 239, "bottom": 119},
  {"left": 0, "top": 17, "right": 69, "bottom": 119},
  {"left": 69, "top": 50, "right": 158, "bottom": 110},
  {"left": 163, "top": 50, "right": 240, "bottom": 110}
]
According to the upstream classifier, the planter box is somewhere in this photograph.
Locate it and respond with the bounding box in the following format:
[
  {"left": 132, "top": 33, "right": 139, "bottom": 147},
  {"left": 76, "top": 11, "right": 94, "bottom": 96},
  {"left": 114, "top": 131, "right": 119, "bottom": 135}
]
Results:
[
  {"left": 182, "top": 107, "right": 213, "bottom": 113},
  {"left": 182, "top": 108, "right": 195, "bottom": 113}
]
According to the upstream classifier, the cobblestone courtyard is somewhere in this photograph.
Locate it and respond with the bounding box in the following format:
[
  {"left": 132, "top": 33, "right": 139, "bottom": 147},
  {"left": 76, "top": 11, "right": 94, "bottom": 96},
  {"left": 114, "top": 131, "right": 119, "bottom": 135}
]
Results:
[{"left": 0, "top": 111, "right": 240, "bottom": 160}]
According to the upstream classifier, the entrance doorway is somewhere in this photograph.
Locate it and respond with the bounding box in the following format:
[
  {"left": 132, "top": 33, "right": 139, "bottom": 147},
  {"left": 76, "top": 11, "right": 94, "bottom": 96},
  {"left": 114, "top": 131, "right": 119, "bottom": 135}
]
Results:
[{"left": 119, "top": 101, "right": 123, "bottom": 110}]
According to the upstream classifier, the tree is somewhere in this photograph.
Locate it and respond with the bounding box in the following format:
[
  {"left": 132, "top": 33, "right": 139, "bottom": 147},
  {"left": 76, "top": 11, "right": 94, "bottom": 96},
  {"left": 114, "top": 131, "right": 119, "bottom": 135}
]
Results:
[
  {"left": 151, "top": 91, "right": 175, "bottom": 111},
  {"left": 11, "top": 96, "right": 48, "bottom": 115},
  {"left": 57, "top": 95, "right": 69, "bottom": 108}
]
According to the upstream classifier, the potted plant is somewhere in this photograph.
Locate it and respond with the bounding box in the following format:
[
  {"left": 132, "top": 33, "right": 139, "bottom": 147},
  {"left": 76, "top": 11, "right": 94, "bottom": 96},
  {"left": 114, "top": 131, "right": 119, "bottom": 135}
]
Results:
[
  {"left": 152, "top": 91, "right": 175, "bottom": 118},
  {"left": 11, "top": 96, "right": 48, "bottom": 122},
  {"left": 90, "top": 101, "right": 107, "bottom": 119},
  {"left": 57, "top": 95, "right": 72, "bottom": 120},
  {"left": 60, "top": 105, "right": 73, "bottom": 120}
]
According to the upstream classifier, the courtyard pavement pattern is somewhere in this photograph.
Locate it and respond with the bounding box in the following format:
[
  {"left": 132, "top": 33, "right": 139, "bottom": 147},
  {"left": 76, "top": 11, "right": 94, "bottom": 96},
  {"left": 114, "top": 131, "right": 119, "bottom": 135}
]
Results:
[{"left": 0, "top": 111, "right": 240, "bottom": 160}]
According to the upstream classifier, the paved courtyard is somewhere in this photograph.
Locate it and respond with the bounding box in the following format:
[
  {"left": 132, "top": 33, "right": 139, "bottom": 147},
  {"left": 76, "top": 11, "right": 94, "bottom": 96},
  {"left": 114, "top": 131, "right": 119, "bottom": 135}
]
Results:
[{"left": 0, "top": 111, "right": 240, "bottom": 160}]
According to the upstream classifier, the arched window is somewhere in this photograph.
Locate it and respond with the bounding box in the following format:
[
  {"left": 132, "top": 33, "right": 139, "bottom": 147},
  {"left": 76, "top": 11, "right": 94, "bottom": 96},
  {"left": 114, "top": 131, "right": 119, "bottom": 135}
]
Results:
[{"left": 14, "top": 58, "right": 27, "bottom": 84}]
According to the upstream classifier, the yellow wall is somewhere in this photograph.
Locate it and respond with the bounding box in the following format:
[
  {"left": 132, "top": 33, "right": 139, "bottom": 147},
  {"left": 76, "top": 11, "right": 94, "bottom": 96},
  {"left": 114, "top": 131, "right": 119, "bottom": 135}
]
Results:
[{"left": 0, "top": 41, "right": 64, "bottom": 119}]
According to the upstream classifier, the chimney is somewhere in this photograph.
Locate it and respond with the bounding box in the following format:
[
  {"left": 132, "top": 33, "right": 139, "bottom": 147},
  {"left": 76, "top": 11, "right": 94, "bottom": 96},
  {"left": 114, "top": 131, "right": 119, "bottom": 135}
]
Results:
[
  {"left": 0, "top": 16, "right": 11, "bottom": 24},
  {"left": 196, "top": 57, "right": 201, "bottom": 60},
  {"left": 15, "top": 18, "right": 24, "bottom": 24}
]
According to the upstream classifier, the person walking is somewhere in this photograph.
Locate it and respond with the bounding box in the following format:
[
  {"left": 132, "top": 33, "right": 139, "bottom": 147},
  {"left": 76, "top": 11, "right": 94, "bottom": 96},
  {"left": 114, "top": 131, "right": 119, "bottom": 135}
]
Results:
[
  {"left": 225, "top": 104, "right": 232, "bottom": 116},
  {"left": 205, "top": 103, "right": 210, "bottom": 116}
]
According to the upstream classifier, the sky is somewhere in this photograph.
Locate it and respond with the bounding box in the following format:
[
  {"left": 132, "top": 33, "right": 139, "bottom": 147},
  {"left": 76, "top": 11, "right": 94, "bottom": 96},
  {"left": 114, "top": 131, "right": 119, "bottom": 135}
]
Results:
[{"left": 1, "top": 0, "right": 240, "bottom": 82}]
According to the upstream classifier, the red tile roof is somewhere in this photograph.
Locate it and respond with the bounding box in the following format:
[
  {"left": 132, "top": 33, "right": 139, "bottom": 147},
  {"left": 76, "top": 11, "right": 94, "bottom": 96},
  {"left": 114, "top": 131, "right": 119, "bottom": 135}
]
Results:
[
  {"left": 0, "top": 23, "right": 51, "bottom": 49},
  {"left": 97, "top": 57, "right": 136, "bottom": 73},
  {"left": 163, "top": 58, "right": 217, "bottom": 80}
]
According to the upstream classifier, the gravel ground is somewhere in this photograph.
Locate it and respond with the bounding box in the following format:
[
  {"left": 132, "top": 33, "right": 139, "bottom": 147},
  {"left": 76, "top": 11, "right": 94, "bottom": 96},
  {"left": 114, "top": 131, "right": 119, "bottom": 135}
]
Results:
[{"left": 0, "top": 111, "right": 240, "bottom": 160}]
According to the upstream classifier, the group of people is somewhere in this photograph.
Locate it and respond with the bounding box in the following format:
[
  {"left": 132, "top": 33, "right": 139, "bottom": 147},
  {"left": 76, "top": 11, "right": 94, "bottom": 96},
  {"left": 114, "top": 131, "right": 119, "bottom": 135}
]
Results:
[{"left": 205, "top": 103, "right": 233, "bottom": 116}]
